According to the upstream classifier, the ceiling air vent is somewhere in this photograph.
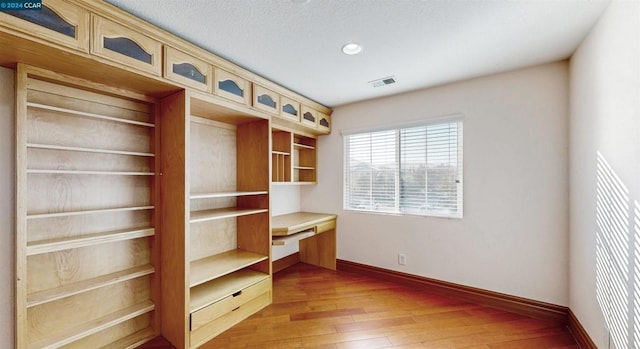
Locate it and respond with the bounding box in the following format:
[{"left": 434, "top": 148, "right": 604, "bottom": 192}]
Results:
[{"left": 369, "top": 76, "right": 397, "bottom": 88}]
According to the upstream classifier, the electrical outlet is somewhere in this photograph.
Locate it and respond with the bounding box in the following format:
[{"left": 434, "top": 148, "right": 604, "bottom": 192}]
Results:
[{"left": 398, "top": 253, "right": 407, "bottom": 266}]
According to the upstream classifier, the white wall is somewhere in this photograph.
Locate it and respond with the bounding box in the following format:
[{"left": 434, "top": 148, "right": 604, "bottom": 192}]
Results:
[
  {"left": 302, "top": 62, "right": 570, "bottom": 305},
  {"left": 569, "top": 1, "right": 640, "bottom": 347},
  {"left": 0, "top": 67, "right": 15, "bottom": 349},
  {"left": 271, "top": 185, "right": 301, "bottom": 260}
]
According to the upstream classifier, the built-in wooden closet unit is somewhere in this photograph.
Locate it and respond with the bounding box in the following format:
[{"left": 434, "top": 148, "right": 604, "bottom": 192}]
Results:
[
  {"left": 15, "top": 65, "right": 160, "bottom": 349},
  {"left": 160, "top": 90, "right": 272, "bottom": 349}
]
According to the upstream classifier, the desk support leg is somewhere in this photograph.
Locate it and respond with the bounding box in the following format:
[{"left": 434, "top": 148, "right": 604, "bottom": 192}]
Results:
[{"left": 299, "top": 230, "right": 336, "bottom": 270}]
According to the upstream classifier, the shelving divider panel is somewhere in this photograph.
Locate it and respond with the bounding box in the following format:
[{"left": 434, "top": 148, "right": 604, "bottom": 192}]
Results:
[
  {"left": 190, "top": 191, "right": 268, "bottom": 200},
  {"left": 27, "top": 227, "right": 155, "bottom": 256},
  {"left": 190, "top": 249, "right": 268, "bottom": 288},
  {"left": 26, "top": 300, "right": 155, "bottom": 349},
  {"left": 26, "top": 143, "right": 155, "bottom": 157},
  {"left": 27, "top": 264, "right": 155, "bottom": 307},
  {"left": 189, "top": 208, "right": 269, "bottom": 223},
  {"left": 190, "top": 269, "right": 269, "bottom": 312},
  {"left": 27, "top": 205, "right": 155, "bottom": 219},
  {"left": 26, "top": 169, "right": 155, "bottom": 176},
  {"left": 26, "top": 102, "right": 155, "bottom": 127}
]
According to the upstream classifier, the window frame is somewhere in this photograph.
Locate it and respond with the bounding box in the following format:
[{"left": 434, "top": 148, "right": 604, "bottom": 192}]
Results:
[{"left": 342, "top": 115, "right": 464, "bottom": 219}]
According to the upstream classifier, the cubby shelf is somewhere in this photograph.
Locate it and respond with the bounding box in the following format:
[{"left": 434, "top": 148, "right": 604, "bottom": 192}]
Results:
[
  {"left": 27, "top": 264, "right": 155, "bottom": 307},
  {"left": 190, "top": 191, "right": 268, "bottom": 200},
  {"left": 190, "top": 249, "right": 268, "bottom": 288},
  {"left": 26, "top": 206, "right": 154, "bottom": 220},
  {"left": 272, "top": 129, "right": 317, "bottom": 184},
  {"left": 27, "top": 227, "right": 155, "bottom": 255},
  {"left": 189, "top": 208, "right": 268, "bottom": 223},
  {"left": 27, "top": 143, "right": 155, "bottom": 157},
  {"left": 190, "top": 269, "right": 269, "bottom": 312},
  {"left": 27, "top": 102, "right": 155, "bottom": 127},
  {"left": 26, "top": 300, "right": 155, "bottom": 349}
]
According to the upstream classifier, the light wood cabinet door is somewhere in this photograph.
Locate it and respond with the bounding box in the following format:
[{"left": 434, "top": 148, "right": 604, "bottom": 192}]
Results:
[
  {"left": 279, "top": 96, "right": 300, "bottom": 122},
  {"left": 253, "top": 85, "right": 280, "bottom": 115},
  {"left": 0, "top": 0, "right": 89, "bottom": 52},
  {"left": 91, "top": 15, "right": 162, "bottom": 76},
  {"left": 318, "top": 112, "right": 331, "bottom": 133},
  {"left": 301, "top": 105, "right": 318, "bottom": 129},
  {"left": 164, "top": 46, "right": 211, "bottom": 92},
  {"left": 213, "top": 68, "right": 251, "bottom": 105}
]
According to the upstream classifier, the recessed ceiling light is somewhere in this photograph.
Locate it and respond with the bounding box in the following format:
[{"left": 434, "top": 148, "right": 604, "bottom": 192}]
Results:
[
  {"left": 291, "top": 0, "right": 310, "bottom": 3},
  {"left": 342, "top": 43, "right": 363, "bottom": 55}
]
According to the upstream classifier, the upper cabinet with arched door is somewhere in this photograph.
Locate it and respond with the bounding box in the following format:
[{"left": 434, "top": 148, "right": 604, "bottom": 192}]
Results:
[{"left": 0, "top": 0, "right": 90, "bottom": 52}]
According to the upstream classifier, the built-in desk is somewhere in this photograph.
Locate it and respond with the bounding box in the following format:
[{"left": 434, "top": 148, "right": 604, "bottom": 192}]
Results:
[{"left": 271, "top": 212, "right": 337, "bottom": 271}]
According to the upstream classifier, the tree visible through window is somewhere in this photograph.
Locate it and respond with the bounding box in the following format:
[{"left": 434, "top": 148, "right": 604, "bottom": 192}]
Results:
[{"left": 344, "top": 118, "right": 463, "bottom": 218}]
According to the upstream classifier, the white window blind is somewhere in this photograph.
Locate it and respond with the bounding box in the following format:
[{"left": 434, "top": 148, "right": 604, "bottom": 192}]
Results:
[{"left": 344, "top": 118, "right": 463, "bottom": 218}]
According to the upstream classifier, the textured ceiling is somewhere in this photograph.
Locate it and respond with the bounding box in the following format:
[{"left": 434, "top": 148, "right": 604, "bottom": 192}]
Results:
[{"left": 106, "top": 0, "right": 610, "bottom": 107}]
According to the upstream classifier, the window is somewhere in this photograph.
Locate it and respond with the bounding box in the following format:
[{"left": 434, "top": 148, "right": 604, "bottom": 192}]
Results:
[{"left": 343, "top": 117, "right": 463, "bottom": 218}]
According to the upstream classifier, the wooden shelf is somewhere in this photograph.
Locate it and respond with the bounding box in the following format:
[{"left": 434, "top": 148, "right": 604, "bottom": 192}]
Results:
[
  {"left": 271, "top": 181, "right": 316, "bottom": 186},
  {"left": 27, "top": 227, "right": 155, "bottom": 256},
  {"left": 190, "top": 207, "right": 268, "bottom": 223},
  {"left": 27, "top": 300, "right": 155, "bottom": 349},
  {"left": 272, "top": 230, "right": 315, "bottom": 246},
  {"left": 190, "top": 269, "right": 269, "bottom": 312},
  {"left": 27, "top": 143, "right": 155, "bottom": 157},
  {"left": 27, "top": 206, "right": 154, "bottom": 219},
  {"left": 293, "top": 166, "right": 315, "bottom": 170},
  {"left": 190, "top": 249, "right": 268, "bottom": 288},
  {"left": 293, "top": 142, "right": 315, "bottom": 150},
  {"left": 272, "top": 151, "right": 290, "bottom": 156},
  {"left": 27, "top": 264, "right": 155, "bottom": 308},
  {"left": 99, "top": 327, "right": 156, "bottom": 349},
  {"left": 26, "top": 169, "right": 155, "bottom": 176},
  {"left": 190, "top": 191, "right": 268, "bottom": 200},
  {"left": 27, "top": 102, "right": 155, "bottom": 127}
]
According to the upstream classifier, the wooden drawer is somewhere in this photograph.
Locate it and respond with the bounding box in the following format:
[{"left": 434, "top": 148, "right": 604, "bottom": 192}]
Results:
[
  {"left": 214, "top": 68, "right": 251, "bottom": 105},
  {"left": 190, "top": 288, "right": 271, "bottom": 347},
  {"left": 301, "top": 105, "right": 318, "bottom": 129},
  {"left": 316, "top": 220, "right": 336, "bottom": 234},
  {"left": 0, "top": 0, "right": 89, "bottom": 52},
  {"left": 318, "top": 112, "right": 331, "bottom": 133},
  {"left": 279, "top": 96, "right": 300, "bottom": 122},
  {"left": 164, "top": 46, "right": 211, "bottom": 92},
  {"left": 91, "top": 15, "right": 162, "bottom": 76},
  {"left": 190, "top": 277, "right": 271, "bottom": 332},
  {"left": 253, "top": 85, "right": 280, "bottom": 115}
]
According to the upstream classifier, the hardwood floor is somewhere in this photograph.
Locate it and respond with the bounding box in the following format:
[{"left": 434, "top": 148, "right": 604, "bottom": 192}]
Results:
[{"left": 142, "top": 263, "right": 578, "bottom": 349}]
